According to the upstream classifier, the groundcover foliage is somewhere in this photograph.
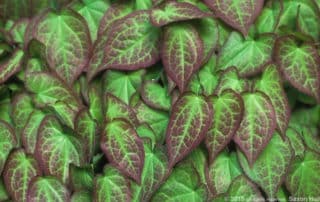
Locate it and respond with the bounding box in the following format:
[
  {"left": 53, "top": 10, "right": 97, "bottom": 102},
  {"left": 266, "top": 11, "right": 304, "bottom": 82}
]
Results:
[{"left": 0, "top": 0, "right": 319, "bottom": 201}]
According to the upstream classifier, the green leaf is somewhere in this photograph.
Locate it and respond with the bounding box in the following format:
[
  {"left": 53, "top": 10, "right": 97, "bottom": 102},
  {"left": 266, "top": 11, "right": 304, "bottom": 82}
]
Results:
[
  {"left": 103, "top": 69, "right": 145, "bottom": 104},
  {"left": 286, "top": 127, "right": 305, "bottom": 157},
  {"left": 217, "top": 32, "right": 275, "bottom": 76},
  {"left": 33, "top": 9, "right": 91, "bottom": 83},
  {"left": 0, "top": 49, "right": 24, "bottom": 84},
  {"left": 88, "top": 81, "right": 104, "bottom": 123},
  {"left": 71, "top": 191, "right": 91, "bottom": 202},
  {"left": 150, "top": 1, "right": 211, "bottom": 27},
  {"left": 255, "top": 0, "right": 282, "bottom": 34},
  {"left": 206, "top": 90, "right": 243, "bottom": 162},
  {"left": 141, "top": 81, "right": 171, "bottom": 111},
  {"left": 98, "top": 11, "right": 160, "bottom": 73},
  {"left": 135, "top": 0, "right": 152, "bottom": 10},
  {"left": 25, "top": 72, "right": 82, "bottom": 128},
  {"left": 9, "top": 19, "right": 29, "bottom": 44},
  {"left": 162, "top": 23, "right": 204, "bottom": 92},
  {"left": 0, "top": 0, "right": 29, "bottom": 20},
  {"left": 0, "top": 96, "right": 12, "bottom": 125},
  {"left": 136, "top": 124, "right": 157, "bottom": 149},
  {"left": 226, "top": 175, "right": 263, "bottom": 201},
  {"left": 185, "top": 147, "right": 208, "bottom": 185},
  {"left": 87, "top": 3, "right": 133, "bottom": 81},
  {"left": 152, "top": 162, "right": 207, "bottom": 201},
  {"left": 134, "top": 100, "right": 169, "bottom": 143},
  {"left": 75, "top": 109, "right": 98, "bottom": 162},
  {"left": 131, "top": 144, "right": 168, "bottom": 201},
  {"left": 254, "top": 63, "right": 290, "bottom": 135},
  {"left": 101, "top": 119, "right": 145, "bottom": 183},
  {"left": 276, "top": 0, "right": 320, "bottom": 40},
  {"left": 214, "top": 67, "right": 248, "bottom": 95},
  {"left": 21, "top": 110, "right": 46, "bottom": 154},
  {"left": 286, "top": 150, "right": 320, "bottom": 197},
  {"left": 275, "top": 36, "right": 320, "bottom": 102},
  {"left": 71, "top": 0, "right": 110, "bottom": 41},
  {"left": 12, "top": 93, "right": 34, "bottom": 137},
  {"left": 238, "top": 133, "right": 293, "bottom": 198},
  {"left": 188, "top": 54, "right": 219, "bottom": 96},
  {"left": 35, "top": 115, "right": 85, "bottom": 183},
  {"left": 27, "top": 176, "right": 70, "bottom": 202},
  {"left": 93, "top": 165, "right": 131, "bottom": 202},
  {"left": 0, "top": 120, "right": 17, "bottom": 174},
  {"left": 206, "top": 151, "right": 242, "bottom": 196},
  {"left": 166, "top": 93, "right": 212, "bottom": 167},
  {"left": 233, "top": 91, "right": 276, "bottom": 165},
  {"left": 203, "top": 0, "right": 264, "bottom": 35},
  {"left": 3, "top": 149, "right": 41, "bottom": 202},
  {"left": 105, "top": 93, "right": 138, "bottom": 125},
  {"left": 69, "top": 165, "right": 94, "bottom": 191}
]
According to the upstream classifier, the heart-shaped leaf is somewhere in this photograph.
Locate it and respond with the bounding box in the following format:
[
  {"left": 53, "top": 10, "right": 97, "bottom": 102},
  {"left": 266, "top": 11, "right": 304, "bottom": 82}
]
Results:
[
  {"left": 0, "top": 121, "right": 17, "bottom": 174},
  {"left": 275, "top": 36, "right": 320, "bottom": 102},
  {"left": 27, "top": 176, "right": 70, "bottom": 202},
  {"left": 100, "top": 119, "right": 145, "bottom": 183},
  {"left": 75, "top": 109, "right": 98, "bottom": 162},
  {"left": 150, "top": 1, "right": 211, "bottom": 27},
  {"left": 131, "top": 144, "right": 168, "bottom": 201},
  {"left": 71, "top": 0, "right": 110, "bottom": 41},
  {"left": 141, "top": 81, "right": 171, "bottom": 111},
  {"left": 206, "top": 151, "right": 242, "bottom": 196},
  {"left": 286, "top": 150, "right": 320, "bottom": 197},
  {"left": 204, "top": 0, "right": 264, "bottom": 35},
  {"left": 206, "top": 90, "right": 243, "bottom": 162},
  {"left": 166, "top": 93, "right": 212, "bottom": 167},
  {"left": 21, "top": 110, "right": 46, "bottom": 154},
  {"left": 226, "top": 175, "right": 263, "bottom": 201},
  {"left": 217, "top": 32, "right": 275, "bottom": 77},
  {"left": 33, "top": 9, "right": 91, "bottom": 83},
  {"left": 238, "top": 133, "right": 293, "bottom": 198},
  {"left": 152, "top": 162, "right": 207, "bottom": 201},
  {"left": 0, "top": 49, "right": 24, "bottom": 84},
  {"left": 254, "top": 63, "right": 290, "bottom": 135},
  {"left": 35, "top": 115, "right": 85, "bottom": 183},
  {"left": 97, "top": 11, "right": 160, "bottom": 73},
  {"left": 3, "top": 149, "right": 41, "bottom": 202},
  {"left": 162, "top": 23, "right": 204, "bottom": 92},
  {"left": 233, "top": 91, "right": 276, "bottom": 166},
  {"left": 87, "top": 3, "right": 133, "bottom": 81},
  {"left": 93, "top": 165, "right": 131, "bottom": 202}
]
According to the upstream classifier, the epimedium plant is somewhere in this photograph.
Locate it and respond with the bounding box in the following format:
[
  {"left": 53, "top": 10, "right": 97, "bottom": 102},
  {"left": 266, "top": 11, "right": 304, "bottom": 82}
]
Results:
[{"left": 0, "top": 0, "right": 319, "bottom": 201}]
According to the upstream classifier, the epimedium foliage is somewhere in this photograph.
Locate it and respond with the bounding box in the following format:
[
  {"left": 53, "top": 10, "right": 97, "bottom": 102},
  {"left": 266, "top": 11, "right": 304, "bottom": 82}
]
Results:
[{"left": 0, "top": 0, "right": 319, "bottom": 201}]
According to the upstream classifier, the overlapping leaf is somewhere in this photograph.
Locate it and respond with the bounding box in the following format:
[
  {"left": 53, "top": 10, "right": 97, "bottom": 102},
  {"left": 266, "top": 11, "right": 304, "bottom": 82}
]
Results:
[
  {"left": 254, "top": 64, "right": 290, "bottom": 135},
  {"left": 0, "top": 121, "right": 17, "bottom": 174},
  {"left": 286, "top": 150, "right": 320, "bottom": 197},
  {"left": 3, "top": 149, "right": 41, "bottom": 202},
  {"left": 233, "top": 91, "right": 276, "bottom": 165},
  {"left": 203, "top": 0, "right": 264, "bottom": 35},
  {"left": 141, "top": 81, "right": 171, "bottom": 111},
  {"left": 33, "top": 9, "right": 91, "bottom": 83},
  {"left": 27, "top": 176, "right": 70, "bottom": 202},
  {"left": 100, "top": 119, "right": 144, "bottom": 183},
  {"left": 206, "top": 90, "right": 243, "bottom": 162},
  {"left": 238, "top": 133, "right": 293, "bottom": 198},
  {"left": 0, "top": 49, "right": 24, "bottom": 84},
  {"left": 217, "top": 32, "right": 275, "bottom": 76},
  {"left": 93, "top": 165, "right": 131, "bottom": 202},
  {"left": 150, "top": 1, "right": 211, "bottom": 27},
  {"left": 206, "top": 151, "right": 242, "bottom": 196},
  {"left": 35, "top": 115, "right": 85, "bottom": 183},
  {"left": 152, "top": 162, "right": 207, "bottom": 201},
  {"left": 166, "top": 93, "right": 212, "bottom": 167},
  {"left": 162, "top": 23, "right": 203, "bottom": 92},
  {"left": 97, "top": 11, "right": 160, "bottom": 74},
  {"left": 275, "top": 36, "right": 320, "bottom": 102},
  {"left": 226, "top": 175, "right": 263, "bottom": 201},
  {"left": 131, "top": 143, "right": 168, "bottom": 201}
]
